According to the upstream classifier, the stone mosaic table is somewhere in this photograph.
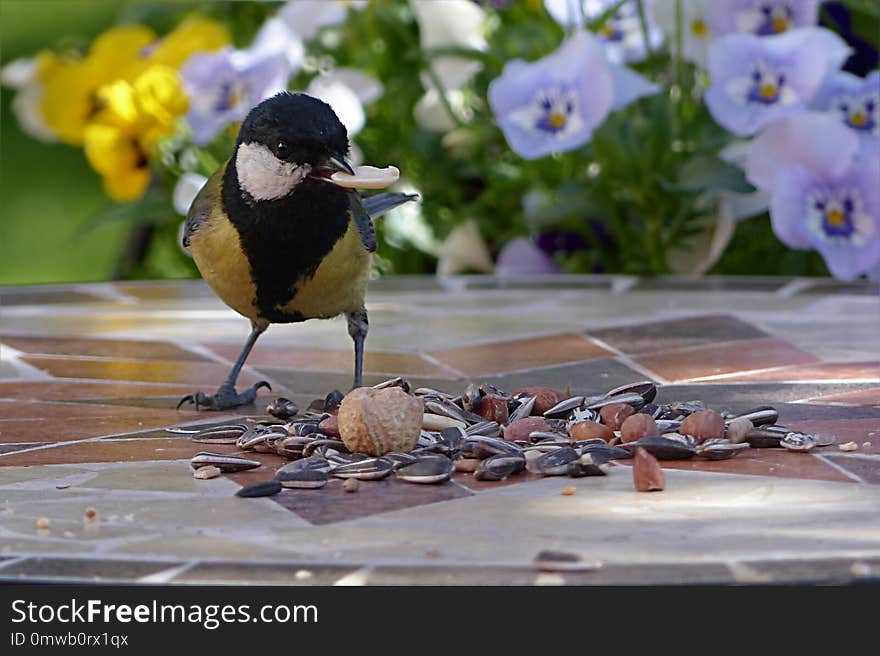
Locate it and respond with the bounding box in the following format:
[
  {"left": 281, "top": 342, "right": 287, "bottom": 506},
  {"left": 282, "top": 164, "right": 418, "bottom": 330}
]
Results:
[{"left": 0, "top": 275, "right": 878, "bottom": 585}]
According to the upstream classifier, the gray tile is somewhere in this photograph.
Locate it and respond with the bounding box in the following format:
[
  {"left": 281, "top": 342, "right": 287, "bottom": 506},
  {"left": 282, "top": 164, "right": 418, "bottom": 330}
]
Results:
[
  {"left": 271, "top": 477, "right": 473, "bottom": 525},
  {"left": 0, "top": 557, "right": 175, "bottom": 582},
  {"left": 738, "top": 556, "right": 880, "bottom": 584},
  {"left": 480, "top": 358, "right": 649, "bottom": 396},
  {"left": 175, "top": 561, "right": 358, "bottom": 585},
  {"left": 655, "top": 384, "right": 880, "bottom": 414}
]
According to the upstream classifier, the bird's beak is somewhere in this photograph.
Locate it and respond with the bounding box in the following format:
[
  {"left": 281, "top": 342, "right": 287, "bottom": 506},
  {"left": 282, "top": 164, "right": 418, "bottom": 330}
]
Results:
[{"left": 326, "top": 154, "right": 355, "bottom": 176}]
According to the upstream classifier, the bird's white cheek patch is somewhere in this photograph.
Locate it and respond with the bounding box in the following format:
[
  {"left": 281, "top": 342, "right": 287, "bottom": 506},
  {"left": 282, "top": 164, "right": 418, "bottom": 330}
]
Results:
[{"left": 236, "top": 142, "right": 311, "bottom": 201}]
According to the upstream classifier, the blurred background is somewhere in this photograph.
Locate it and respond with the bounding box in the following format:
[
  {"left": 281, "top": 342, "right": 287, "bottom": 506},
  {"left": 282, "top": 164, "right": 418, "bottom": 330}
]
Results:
[{"left": 1, "top": 0, "right": 878, "bottom": 286}]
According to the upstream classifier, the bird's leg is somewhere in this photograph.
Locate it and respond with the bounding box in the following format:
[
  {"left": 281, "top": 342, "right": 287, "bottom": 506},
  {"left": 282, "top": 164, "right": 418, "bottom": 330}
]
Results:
[
  {"left": 177, "top": 321, "right": 271, "bottom": 411},
  {"left": 346, "top": 309, "right": 369, "bottom": 389}
]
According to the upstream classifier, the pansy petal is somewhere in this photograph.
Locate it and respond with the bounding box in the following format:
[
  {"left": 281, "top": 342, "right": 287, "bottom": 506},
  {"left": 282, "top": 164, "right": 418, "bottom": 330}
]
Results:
[
  {"left": 608, "top": 63, "right": 661, "bottom": 110},
  {"left": 247, "top": 17, "right": 305, "bottom": 72},
  {"left": 769, "top": 166, "right": 816, "bottom": 250},
  {"left": 745, "top": 112, "right": 859, "bottom": 190},
  {"left": 496, "top": 237, "right": 560, "bottom": 275}
]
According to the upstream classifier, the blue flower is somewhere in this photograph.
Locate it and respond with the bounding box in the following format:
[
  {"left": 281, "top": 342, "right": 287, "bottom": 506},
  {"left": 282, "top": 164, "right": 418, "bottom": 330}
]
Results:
[
  {"left": 745, "top": 113, "right": 880, "bottom": 280},
  {"left": 811, "top": 70, "right": 880, "bottom": 157},
  {"left": 705, "top": 28, "right": 851, "bottom": 136},
  {"left": 488, "top": 30, "right": 659, "bottom": 159},
  {"left": 707, "top": 0, "right": 821, "bottom": 37},
  {"left": 180, "top": 19, "right": 300, "bottom": 145}
]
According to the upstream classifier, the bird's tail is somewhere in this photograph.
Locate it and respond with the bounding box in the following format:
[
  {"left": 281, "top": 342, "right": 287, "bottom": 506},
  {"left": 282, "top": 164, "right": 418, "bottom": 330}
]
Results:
[{"left": 362, "top": 192, "right": 420, "bottom": 219}]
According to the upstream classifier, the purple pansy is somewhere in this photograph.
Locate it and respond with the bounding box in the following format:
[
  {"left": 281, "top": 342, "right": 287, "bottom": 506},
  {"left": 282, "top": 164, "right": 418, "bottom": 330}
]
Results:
[
  {"left": 707, "top": 0, "right": 821, "bottom": 37},
  {"left": 705, "top": 28, "right": 851, "bottom": 136},
  {"left": 745, "top": 113, "right": 880, "bottom": 280},
  {"left": 488, "top": 30, "right": 659, "bottom": 159},
  {"left": 180, "top": 19, "right": 301, "bottom": 145},
  {"left": 811, "top": 70, "right": 880, "bottom": 156}
]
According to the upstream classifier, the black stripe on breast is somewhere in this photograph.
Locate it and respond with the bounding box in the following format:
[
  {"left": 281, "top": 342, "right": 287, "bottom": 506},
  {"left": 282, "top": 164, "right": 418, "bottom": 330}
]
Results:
[{"left": 222, "top": 163, "right": 351, "bottom": 323}]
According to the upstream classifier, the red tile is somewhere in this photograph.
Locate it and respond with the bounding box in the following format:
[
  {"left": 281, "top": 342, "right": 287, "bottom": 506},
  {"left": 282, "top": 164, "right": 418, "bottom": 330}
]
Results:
[
  {"left": 428, "top": 334, "right": 612, "bottom": 377},
  {"left": 787, "top": 419, "right": 878, "bottom": 455},
  {"left": 657, "top": 449, "right": 854, "bottom": 483},
  {"left": 0, "top": 438, "right": 222, "bottom": 467},
  {"left": 589, "top": 315, "right": 767, "bottom": 355},
  {"left": 634, "top": 338, "right": 819, "bottom": 382},
  {"left": 20, "top": 355, "right": 265, "bottom": 387},
  {"left": 722, "top": 362, "right": 880, "bottom": 383},
  {"left": 206, "top": 344, "right": 453, "bottom": 378},
  {"left": 2, "top": 335, "right": 207, "bottom": 362},
  {"left": 805, "top": 388, "right": 880, "bottom": 407},
  {"left": 0, "top": 381, "right": 196, "bottom": 401}
]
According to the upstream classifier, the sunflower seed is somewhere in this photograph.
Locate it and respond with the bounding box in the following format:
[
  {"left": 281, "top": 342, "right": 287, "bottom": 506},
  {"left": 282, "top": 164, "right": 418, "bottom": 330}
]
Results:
[
  {"left": 781, "top": 432, "right": 816, "bottom": 452},
  {"left": 372, "top": 376, "right": 411, "bottom": 393},
  {"left": 604, "top": 381, "right": 657, "bottom": 404},
  {"left": 187, "top": 423, "right": 250, "bottom": 444},
  {"left": 528, "top": 447, "right": 579, "bottom": 476},
  {"left": 508, "top": 396, "right": 537, "bottom": 423},
  {"left": 566, "top": 453, "right": 609, "bottom": 477},
  {"left": 276, "top": 456, "right": 331, "bottom": 478},
  {"left": 733, "top": 406, "right": 779, "bottom": 427},
  {"left": 461, "top": 435, "right": 521, "bottom": 459},
  {"left": 461, "top": 383, "right": 483, "bottom": 413},
  {"left": 278, "top": 469, "right": 328, "bottom": 489},
  {"left": 330, "top": 457, "right": 393, "bottom": 480},
  {"left": 474, "top": 453, "right": 526, "bottom": 481},
  {"left": 465, "top": 420, "right": 502, "bottom": 437},
  {"left": 266, "top": 397, "right": 299, "bottom": 420},
  {"left": 395, "top": 456, "right": 454, "bottom": 484},
  {"left": 744, "top": 428, "right": 784, "bottom": 448},
  {"left": 302, "top": 439, "right": 349, "bottom": 458},
  {"left": 626, "top": 435, "right": 696, "bottom": 460},
  {"left": 190, "top": 452, "right": 261, "bottom": 473},
  {"left": 696, "top": 442, "right": 748, "bottom": 460},
  {"left": 587, "top": 393, "right": 645, "bottom": 411},
  {"left": 235, "top": 480, "right": 282, "bottom": 498},
  {"left": 543, "top": 396, "right": 585, "bottom": 418}
]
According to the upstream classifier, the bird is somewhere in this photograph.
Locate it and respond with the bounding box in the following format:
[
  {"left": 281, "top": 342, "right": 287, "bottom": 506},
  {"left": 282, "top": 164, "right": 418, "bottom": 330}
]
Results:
[{"left": 177, "top": 92, "right": 417, "bottom": 410}]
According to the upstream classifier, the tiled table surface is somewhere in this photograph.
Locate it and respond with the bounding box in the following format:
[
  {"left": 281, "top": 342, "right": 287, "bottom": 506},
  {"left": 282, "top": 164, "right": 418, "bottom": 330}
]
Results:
[{"left": 1, "top": 275, "right": 878, "bottom": 585}]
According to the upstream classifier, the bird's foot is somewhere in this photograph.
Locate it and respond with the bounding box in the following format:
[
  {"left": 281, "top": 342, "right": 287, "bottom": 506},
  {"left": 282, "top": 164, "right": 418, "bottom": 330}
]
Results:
[{"left": 177, "top": 381, "right": 271, "bottom": 411}]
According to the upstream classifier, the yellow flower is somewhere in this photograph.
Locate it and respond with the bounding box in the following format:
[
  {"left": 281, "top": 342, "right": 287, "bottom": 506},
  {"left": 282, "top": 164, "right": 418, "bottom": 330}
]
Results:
[
  {"left": 39, "top": 20, "right": 227, "bottom": 146},
  {"left": 143, "top": 17, "right": 230, "bottom": 69},
  {"left": 40, "top": 26, "right": 158, "bottom": 145},
  {"left": 84, "top": 65, "right": 188, "bottom": 201},
  {"left": 84, "top": 122, "right": 151, "bottom": 201}
]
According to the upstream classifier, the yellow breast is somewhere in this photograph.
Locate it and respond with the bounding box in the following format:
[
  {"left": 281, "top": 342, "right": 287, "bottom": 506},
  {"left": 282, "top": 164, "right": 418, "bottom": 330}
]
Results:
[
  {"left": 190, "top": 212, "right": 259, "bottom": 321},
  {"left": 279, "top": 220, "right": 372, "bottom": 319}
]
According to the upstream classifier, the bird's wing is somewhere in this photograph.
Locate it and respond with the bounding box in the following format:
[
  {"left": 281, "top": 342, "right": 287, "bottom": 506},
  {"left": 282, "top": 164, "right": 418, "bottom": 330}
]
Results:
[
  {"left": 182, "top": 162, "right": 227, "bottom": 250},
  {"left": 362, "top": 192, "right": 420, "bottom": 219},
  {"left": 348, "top": 192, "right": 377, "bottom": 253}
]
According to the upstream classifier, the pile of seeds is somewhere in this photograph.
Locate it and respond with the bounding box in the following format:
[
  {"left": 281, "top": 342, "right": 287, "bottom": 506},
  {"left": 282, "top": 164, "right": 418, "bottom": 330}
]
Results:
[{"left": 175, "top": 377, "right": 838, "bottom": 498}]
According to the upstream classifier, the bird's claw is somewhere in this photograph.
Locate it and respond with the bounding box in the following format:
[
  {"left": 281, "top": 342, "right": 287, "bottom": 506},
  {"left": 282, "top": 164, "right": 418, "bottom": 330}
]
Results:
[{"left": 176, "top": 381, "right": 272, "bottom": 411}]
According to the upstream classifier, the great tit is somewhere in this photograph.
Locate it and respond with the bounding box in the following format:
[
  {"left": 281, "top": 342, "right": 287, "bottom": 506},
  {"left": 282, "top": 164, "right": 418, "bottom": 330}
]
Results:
[{"left": 178, "top": 92, "right": 417, "bottom": 410}]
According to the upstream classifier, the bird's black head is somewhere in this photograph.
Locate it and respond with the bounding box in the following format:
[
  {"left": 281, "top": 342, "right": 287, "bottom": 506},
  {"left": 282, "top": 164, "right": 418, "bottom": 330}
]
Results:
[{"left": 233, "top": 92, "right": 352, "bottom": 202}]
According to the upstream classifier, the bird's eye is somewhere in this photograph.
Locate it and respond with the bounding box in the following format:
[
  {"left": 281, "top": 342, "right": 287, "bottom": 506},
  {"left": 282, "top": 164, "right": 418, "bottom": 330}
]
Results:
[{"left": 275, "top": 141, "right": 289, "bottom": 158}]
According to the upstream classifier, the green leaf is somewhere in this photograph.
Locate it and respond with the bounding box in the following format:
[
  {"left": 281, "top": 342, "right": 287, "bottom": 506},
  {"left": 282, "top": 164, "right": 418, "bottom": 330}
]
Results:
[{"left": 674, "top": 155, "right": 756, "bottom": 194}]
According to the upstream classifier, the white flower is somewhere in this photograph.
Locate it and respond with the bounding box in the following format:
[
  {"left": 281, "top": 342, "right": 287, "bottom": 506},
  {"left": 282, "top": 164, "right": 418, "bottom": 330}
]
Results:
[
  {"left": 278, "top": 0, "right": 368, "bottom": 41},
  {"left": 410, "top": 0, "right": 487, "bottom": 132},
  {"left": 1, "top": 57, "right": 57, "bottom": 142},
  {"left": 306, "top": 68, "right": 383, "bottom": 137},
  {"left": 436, "top": 220, "right": 495, "bottom": 276},
  {"left": 651, "top": 0, "right": 712, "bottom": 68},
  {"left": 414, "top": 88, "right": 469, "bottom": 132}
]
